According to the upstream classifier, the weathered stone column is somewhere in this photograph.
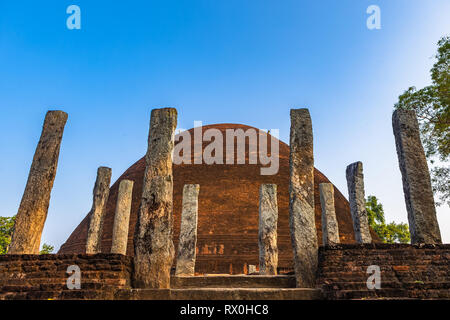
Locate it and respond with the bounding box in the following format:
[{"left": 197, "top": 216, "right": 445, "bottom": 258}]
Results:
[
  {"left": 175, "top": 184, "right": 200, "bottom": 276},
  {"left": 86, "top": 166, "right": 112, "bottom": 254},
  {"left": 258, "top": 184, "right": 278, "bottom": 275},
  {"left": 289, "top": 108, "right": 318, "bottom": 288},
  {"left": 111, "top": 179, "right": 134, "bottom": 255},
  {"left": 319, "top": 183, "right": 340, "bottom": 245},
  {"left": 392, "top": 109, "right": 442, "bottom": 244},
  {"left": 9, "top": 110, "right": 68, "bottom": 254},
  {"left": 133, "top": 108, "right": 177, "bottom": 288},
  {"left": 346, "top": 162, "right": 372, "bottom": 244}
]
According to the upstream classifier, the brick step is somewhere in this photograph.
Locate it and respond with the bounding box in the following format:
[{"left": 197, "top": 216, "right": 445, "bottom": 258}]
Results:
[
  {"left": 322, "top": 281, "right": 450, "bottom": 291},
  {"left": 170, "top": 275, "right": 296, "bottom": 288},
  {"left": 0, "top": 289, "right": 116, "bottom": 300},
  {"left": 0, "top": 278, "right": 127, "bottom": 287},
  {"left": 331, "top": 288, "right": 450, "bottom": 300},
  {"left": 318, "top": 272, "right": 450, "bottom": 281},
  {"left": 319, "top": 265, "right": 449, "bottom": 273},
  {"left": 0, "top": 282, "right": 121, "bottom": 293},
  {"left": 115, "top": 288, "right": 323, "bottom": 300}
]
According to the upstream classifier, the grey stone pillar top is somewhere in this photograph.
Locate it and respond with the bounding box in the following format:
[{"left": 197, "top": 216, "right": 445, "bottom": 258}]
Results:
[
  {"left": 319, "top": 183, "right": 340, "bottom": 246},
  {"left": 259, "top": 184, "right": 278, "bottom": 275},
  {"left": 346, "top": 161, "right": 372, "bottom": 244},
  {"left": 133, "top": 107, "right": 177, "bottom": 289},
  {"left": 9, "top": 110, "right": 68, "bottom": 254},
  {"left": 86, "top": 166, "right": 112, "bottom": 254},
  {"left": 392, "top": 109, "right": 441, "bottom": 244},
  {"left": 176, "top": 184, "right": 200, "bottom": 276},
  {"left": 289, "top": 108, "right": 318, "bottom": 288},
  {"left": 111, "top": 179, "right": 134, "bottom": 255}
]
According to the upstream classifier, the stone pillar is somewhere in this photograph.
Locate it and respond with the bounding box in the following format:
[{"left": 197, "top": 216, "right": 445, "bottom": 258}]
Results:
[
  {"left": 289, "top": 108, "right": 318, "bottom": 288},
  {"left": 392, "top": 109, "right": 442, "bottom": 244},
  {"left": 175, "top": 184, "right": 200, "bottom": 276},
  {"left": 346, "top": 162, "right": 372, "bottom": 244},
  {"left": 133, "top": 108, "right": 177, "bottom": 288},
  {"left": 258, "top": 184, "right": 278, "bottom": 275},
  {"left": 86, "top": 167, "right": 112, "bottom": 254},
  {"left": 319, "top": 183, "right": 340, "bottom": 246},
  {"left": 9, "top": 110, "right": 68, "bottom": 254},
  {"left": 111, "top": 179, "right": 134, "bottom": 255}
]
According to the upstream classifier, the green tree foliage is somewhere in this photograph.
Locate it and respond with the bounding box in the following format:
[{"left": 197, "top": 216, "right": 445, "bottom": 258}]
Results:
[
  {"left": 366, "top": 196, "right": 411, "bottom": 244},
  {"left": 39, "top": 243, "right": 54, "bottom": 255},
  {"left": 0, "top": 215, "right": 54, "bottom": 254},
  {"left": 394, "top": 36, "right": 450, "bottom": 206},
  {"left": 0, "top": 216, "right": 16, "bottom": 254}
]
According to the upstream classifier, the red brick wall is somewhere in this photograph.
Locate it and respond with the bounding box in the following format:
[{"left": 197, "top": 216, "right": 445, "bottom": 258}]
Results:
[
  {"left": 317, "top": 243, "right": 450, "bottom": 299},
  {"left": 0, "top": 254, "right": 132, "bottom": 300},
  {"left": 1, "top": 244, "right": 449, "bottom": 300}
]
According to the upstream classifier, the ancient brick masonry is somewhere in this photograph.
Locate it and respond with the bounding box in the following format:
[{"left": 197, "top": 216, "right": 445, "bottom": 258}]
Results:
[
  {"left": 316, "top": 243, "right": 450, "bottom": 300},
  {"left": 289, "top": 108, "right": 318, "bottom": 288},
  {"left": 0, "top": 254, "right": 132, "bottom": 300},
  {"left": 58, "top": 123, "right": 373, "bottom": 274},
  {"left": 392, "top": 109, "right": 442, "bottom": 244},
  {"left": 346, "top": 162, "right": 372, "bottom": 244},
  {"left": 176, "top": 184, "right": 200, "bottom": 276},
  {"left": 133, "top": 108, "right": 178, "bottom": 288},
  {"left": 9, "top": 111, "right": 68, "bottom": 254},
  {"left": 86, "top": 167, "right": 112, "bottom": 254}
]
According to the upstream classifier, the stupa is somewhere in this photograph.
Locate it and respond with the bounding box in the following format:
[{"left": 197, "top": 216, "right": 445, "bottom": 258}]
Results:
[{"left": 59, "top": 123, "right": 378, "bottom": 274}]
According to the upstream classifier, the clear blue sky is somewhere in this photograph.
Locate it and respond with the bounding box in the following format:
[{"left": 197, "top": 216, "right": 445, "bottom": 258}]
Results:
[{"left": 1, "top": 0, "right": 449, "bottom": 249}]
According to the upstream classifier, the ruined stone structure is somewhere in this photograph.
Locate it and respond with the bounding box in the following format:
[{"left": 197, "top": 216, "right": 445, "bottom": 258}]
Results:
[
  {"left": 60, "top": 123, "right": 379, "bottom": 274},
  {"left": 9, "top": 111, "right": 68, "bottom": 255},
  {"left": 258, "top": 184, "right": 278, "bottom": 275},
  {"left": 319, "top": 183, "right": 340, "bottom": 245},
  {"left": 176, "top": 184, "right": 200, "bottom": 276},
  {"left": 392, "top": 109, "right": 442, "bottom": 244},
  {"left": 346, "top": 162, "right": 372, "bottom": 244},
  {"left": 1, "top": 107, "right": 448, "bottom": 300},
  {"left": 289, "top": 109, "right": 318, "bottom": 288},
  {"left": 133, "top": 108, "right": 178, "bottom": 289},
  {"left": 86, "top": 167, "right": 112, "bottom": 254},
  {"left": 111, "top": 179, "right": 134, "bottom": 255}
]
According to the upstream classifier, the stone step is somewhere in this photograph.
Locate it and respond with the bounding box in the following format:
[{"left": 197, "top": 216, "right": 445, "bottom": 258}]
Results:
[
  {"left": 116, "top": 288, "right": 323, "bottom": 300},
  {"left": 170, "top": 275, "right": 296, "bottom": 288}
]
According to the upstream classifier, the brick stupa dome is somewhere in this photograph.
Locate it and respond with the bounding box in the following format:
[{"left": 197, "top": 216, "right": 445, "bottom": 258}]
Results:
[{"left": 59, "top": 123, "right": 378, "bottom": 274}]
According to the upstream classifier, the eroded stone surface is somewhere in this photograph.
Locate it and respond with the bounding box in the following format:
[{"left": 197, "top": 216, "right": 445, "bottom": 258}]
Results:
[
  {"left": 133, "top": 108, "right": 177, "bottom": 288},
  {"left": 111, "top": 180, "right": 134, "bottom": 255},
  {"left": 258, "top": 184, "right": 278, "bottom": 275},
  {"left": 319, "top": 183, "right": 340, "bottom": 245},
  {"left": 289, "top": 109, "right": 318, "bottom": 288},
  {"left": 176, "top": 184, "right": 200, "bottom": 276},
  {"left": 392, "top": 109, "right": 442, "bottom": 244},
  {"left": 86, "top": 167, "right": 112, "bottom": 254},
  {"left": 9, "top": 110, "right": 68, "bottom": 254},
  {"left": 346, "top": 162, "right": 371, "bottom": 244}
]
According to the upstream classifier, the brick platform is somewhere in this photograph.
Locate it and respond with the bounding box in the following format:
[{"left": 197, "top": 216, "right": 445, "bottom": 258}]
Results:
[
  {"left": 316, "top": 243, "right": 450, "bottom": 299},
  {"left": 1, "top": 244, "right": 449, "bottom": 300},
  {"left": 0, "top": 254, "right": 132, "bottom": 300}
]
